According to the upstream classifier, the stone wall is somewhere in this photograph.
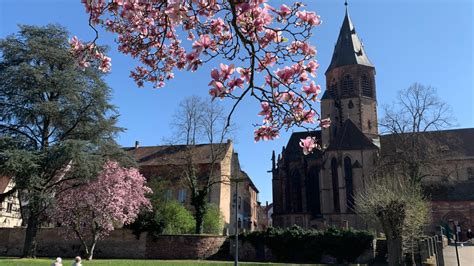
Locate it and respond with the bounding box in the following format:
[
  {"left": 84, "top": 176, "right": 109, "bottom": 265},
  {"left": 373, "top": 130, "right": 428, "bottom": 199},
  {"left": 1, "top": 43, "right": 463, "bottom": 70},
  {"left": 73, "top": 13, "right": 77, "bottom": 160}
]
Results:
[
  {"left": 430, "top": 200, "right": 474, "bottom": 241},
  {"left": 0, "top": 228, "right": 226, "bottom": 259}
]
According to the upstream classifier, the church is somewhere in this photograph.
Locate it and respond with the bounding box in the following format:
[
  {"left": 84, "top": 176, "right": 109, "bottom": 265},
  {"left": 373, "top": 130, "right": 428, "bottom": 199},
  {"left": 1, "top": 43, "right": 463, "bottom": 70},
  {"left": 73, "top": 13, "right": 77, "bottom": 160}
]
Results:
[{"left": 271, "top": 5, "right": 474, "bottom": 233}]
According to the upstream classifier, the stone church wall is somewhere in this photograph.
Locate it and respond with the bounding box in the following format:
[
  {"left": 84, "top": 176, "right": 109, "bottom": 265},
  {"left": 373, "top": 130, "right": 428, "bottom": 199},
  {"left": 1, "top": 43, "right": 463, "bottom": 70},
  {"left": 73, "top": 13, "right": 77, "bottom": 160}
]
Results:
[{"left": 0, "top": 228, "right": 226, "bottom": 259}]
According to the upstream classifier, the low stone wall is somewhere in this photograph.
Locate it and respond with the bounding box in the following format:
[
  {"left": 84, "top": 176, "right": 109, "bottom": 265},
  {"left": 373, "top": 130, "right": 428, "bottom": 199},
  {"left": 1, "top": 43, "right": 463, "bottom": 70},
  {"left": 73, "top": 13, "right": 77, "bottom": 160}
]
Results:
[{"left": 0, "top": 228, "right": 226, "bottom": 259}]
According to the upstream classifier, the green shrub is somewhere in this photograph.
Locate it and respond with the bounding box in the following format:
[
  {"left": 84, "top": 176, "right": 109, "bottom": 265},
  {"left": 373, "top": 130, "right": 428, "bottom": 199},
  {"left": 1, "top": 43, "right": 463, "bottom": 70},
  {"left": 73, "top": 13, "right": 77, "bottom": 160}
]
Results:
[
  {"left": 160, "top": 201, "right": 195, "bottom": 234},
  {"left": 239, "top": 225, "right": 373, "bottom": 263},
  {"left": 202, "top": 203, "right": 224, "bottom": 234}
]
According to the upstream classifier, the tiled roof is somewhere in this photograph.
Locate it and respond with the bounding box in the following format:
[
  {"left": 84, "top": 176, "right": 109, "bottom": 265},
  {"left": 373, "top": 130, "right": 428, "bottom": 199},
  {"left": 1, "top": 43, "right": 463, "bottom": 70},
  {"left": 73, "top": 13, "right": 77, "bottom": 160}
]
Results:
[
  {"left": 380, "top": 128, "right": 474, "bottom": 157},
  {"left": 0, "top": 176, "right": 11, "bottom": 193},
  {"left": 327, "top": 119, "right": 378, "bottom": 151},
  {"left": 124, "top": 142, "right": 231, "bottom": 166}
]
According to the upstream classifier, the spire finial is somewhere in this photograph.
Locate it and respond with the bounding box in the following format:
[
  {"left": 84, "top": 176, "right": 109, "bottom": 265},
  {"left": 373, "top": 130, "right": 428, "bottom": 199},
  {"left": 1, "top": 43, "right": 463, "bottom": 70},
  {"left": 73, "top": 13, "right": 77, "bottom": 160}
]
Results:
[{"left": 345, "top": 0, "right": 348, "bottom": 6}]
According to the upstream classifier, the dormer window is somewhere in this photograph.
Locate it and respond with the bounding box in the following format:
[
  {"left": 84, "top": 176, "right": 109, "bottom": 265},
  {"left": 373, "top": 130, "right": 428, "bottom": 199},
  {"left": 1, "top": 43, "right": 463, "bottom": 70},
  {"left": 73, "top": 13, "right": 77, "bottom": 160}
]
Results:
[
  {"left": 361, "top": 75, "right": 372, "bottom": 97},
  {"left": 342, "top": 75, "right": 353, "bottom": 96}
]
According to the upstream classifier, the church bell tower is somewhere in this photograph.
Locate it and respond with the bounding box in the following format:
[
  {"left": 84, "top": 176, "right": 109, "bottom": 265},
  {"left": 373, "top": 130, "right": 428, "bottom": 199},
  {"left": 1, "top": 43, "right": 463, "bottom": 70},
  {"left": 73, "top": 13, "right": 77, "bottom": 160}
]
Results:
[{"left": 321, "top": 3, "right": 378, "bottom": 148}]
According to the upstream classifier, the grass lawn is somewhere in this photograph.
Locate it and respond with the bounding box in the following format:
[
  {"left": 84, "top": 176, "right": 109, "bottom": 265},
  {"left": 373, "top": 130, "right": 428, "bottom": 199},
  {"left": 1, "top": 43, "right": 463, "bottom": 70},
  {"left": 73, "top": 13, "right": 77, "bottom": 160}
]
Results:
[{"left": 0, "top": 258, "right": 323, "bottom": 266}]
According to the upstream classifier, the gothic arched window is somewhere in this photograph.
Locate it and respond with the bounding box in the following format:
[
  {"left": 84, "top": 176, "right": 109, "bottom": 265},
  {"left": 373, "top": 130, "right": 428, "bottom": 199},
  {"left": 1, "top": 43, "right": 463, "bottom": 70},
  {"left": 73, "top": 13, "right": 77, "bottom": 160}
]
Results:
[
  {"left": 361, "top": 75, "right": 372, "bottom": 97},
  {"left": 331, "top": 158, "right": 340, "bottom": 212},
  {"left": 291, "top": 170, "right": 303, "bottom": 212},
  {"left": 307, "top": 167, "right": 321, "bottom": 216},
  {"left": 344, "top": 156, "right": 354, "bottom": 210},
  {"left": 342, "top": 75, "right": 354, "bottom": 96}
]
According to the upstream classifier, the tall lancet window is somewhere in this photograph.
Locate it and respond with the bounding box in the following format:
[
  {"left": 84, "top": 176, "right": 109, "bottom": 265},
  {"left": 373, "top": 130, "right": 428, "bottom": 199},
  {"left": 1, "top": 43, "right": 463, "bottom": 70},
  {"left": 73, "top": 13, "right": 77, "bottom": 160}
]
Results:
[
  {"left": 342, "top": 75, "right": 354, "bottom": 96},
  {"left": 361, "top": 75, "right": 372, "bottom": 97},
  {"left": 344, "top": 156, "right": 354, "bottom": 210},
  {"left": 307, "top": 167, "right": 321, "bottom": 216},
  {"left": 331, "top": 158, "right": 340, "bottom": 212},
  {"left": 291, "top": 170, "right": 303, "bottom": 212}
]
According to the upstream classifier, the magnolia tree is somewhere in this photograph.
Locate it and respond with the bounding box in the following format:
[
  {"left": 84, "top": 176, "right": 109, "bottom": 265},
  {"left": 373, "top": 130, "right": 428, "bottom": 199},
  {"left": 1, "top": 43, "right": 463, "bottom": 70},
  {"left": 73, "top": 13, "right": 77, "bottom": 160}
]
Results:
[
  {"left": 51, "top": 161, "right": 151, "bottom": 260},
  {"left": 74, "top": 0, "right": 329, "bottom": 154}
]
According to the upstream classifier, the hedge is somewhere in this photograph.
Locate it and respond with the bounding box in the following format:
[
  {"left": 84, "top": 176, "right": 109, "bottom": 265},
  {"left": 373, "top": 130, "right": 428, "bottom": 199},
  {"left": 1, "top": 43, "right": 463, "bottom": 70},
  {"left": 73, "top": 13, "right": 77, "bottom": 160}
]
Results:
[{"left": 237, "top": 225, "right": 374, "bottom": 263}]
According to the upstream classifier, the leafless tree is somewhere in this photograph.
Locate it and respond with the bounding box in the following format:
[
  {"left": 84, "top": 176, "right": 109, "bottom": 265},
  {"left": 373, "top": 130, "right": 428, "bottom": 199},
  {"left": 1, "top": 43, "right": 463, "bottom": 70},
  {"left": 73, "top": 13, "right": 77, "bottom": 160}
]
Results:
[
  {"left": 168, "top": 96, "right": 236, "bottom": 234},
  {"left": 379, "top": 83, "right": 455, "bottom": 184},
  {"left": 167, "top": 96, "right": 204, "bottom": 145}
]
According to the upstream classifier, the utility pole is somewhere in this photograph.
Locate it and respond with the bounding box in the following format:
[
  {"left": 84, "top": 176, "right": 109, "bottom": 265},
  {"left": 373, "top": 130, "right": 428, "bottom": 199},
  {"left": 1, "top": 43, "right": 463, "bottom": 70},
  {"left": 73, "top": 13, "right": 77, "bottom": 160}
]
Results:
[
  {"left": 233, "top": 178, "right": 245, "bottom": 266},
  {"left": 449, "top": 219, "right": 461, "bottom": 266}
]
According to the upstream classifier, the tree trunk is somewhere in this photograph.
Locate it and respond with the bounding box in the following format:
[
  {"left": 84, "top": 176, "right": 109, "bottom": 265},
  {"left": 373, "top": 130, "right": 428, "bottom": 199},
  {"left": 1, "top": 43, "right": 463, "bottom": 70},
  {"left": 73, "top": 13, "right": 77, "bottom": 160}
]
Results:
[
  {"left": 87, "top": 240, "right": 97, "bottom": 260},
  {"left": 195, "top": 208, "right": 205, "bottom": 234},
  {"left": 387, "top": 235, "right": 403, "bottom": 266},
  {"left": 22, "top": 214, "right": 39, "bottom": 258},
  {"left": 191, "top": 192, "right": 207, "bottom": 234},
  {"left": 74, "top": 229, "right": 90, "bottom": 260}
]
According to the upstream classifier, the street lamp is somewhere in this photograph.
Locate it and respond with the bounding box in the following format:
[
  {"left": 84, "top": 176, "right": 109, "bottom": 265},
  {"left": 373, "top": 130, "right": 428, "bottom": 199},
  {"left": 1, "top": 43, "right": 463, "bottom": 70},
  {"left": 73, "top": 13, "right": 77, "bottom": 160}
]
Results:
[
  {"left": 448, "top": 219, "right": 460, "bottom": 266},
  {"left": 232, "top": 177, "right": 246, "bottom": 266}
]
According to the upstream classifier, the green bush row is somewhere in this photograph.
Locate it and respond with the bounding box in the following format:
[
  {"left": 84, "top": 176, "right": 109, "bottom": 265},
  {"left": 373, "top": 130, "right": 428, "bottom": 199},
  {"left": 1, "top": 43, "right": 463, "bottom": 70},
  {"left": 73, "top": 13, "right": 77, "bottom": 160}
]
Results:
[{"left": 237, "top": 225, "right": 374, "bottom": 263}]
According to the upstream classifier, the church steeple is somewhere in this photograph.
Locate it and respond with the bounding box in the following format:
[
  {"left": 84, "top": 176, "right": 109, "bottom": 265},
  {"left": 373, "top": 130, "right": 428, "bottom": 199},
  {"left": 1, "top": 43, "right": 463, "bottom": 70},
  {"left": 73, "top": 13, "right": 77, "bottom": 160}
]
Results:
[
  {"left": 325, "top": 3, "right": 373, "bottom": 74},
  {"left": 321, "top": 2, "right": 379, "bottom": 147}
]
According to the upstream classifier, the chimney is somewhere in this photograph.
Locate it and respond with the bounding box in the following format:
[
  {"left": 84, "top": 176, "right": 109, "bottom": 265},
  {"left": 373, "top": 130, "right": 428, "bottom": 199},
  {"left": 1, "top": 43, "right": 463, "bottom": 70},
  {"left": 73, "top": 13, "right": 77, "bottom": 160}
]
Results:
[
  {"left": 134, "top": 141, "right": 140, "bottom": 149},
  {"left": 266, "top": 201, "right": 268, "bottom": 207}
]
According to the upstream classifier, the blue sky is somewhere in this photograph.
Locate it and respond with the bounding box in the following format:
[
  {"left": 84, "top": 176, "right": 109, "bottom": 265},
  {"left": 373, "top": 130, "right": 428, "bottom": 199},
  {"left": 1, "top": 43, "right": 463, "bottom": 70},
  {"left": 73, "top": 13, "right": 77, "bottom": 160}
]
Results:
[{"left": 1, "top": 0, "right": 472, "bottom": 204}]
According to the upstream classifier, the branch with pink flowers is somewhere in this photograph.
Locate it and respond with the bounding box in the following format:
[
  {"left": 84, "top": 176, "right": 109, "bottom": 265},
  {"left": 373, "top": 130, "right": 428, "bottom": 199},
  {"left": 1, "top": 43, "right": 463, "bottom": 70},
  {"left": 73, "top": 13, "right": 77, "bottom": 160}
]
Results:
[{"left": 75, "top": 0, "right": 329, "bottom": 154}]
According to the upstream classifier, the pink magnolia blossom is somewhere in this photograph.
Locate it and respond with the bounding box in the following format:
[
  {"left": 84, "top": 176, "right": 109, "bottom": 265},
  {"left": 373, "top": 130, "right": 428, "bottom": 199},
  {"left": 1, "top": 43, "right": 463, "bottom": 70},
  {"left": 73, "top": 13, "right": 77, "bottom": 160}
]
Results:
[
  {"left": 320, "top": 118, "right": 331, "bottom": 128},
  {"left": 76, "top": 0, "right": 325, "bottom": 154},
  {"left": 296, "top": 10, "right": 322, "bottom": 26},
  {"left": 299, "top": 136, "right": 319, "bottom": 155},
  {"left": 258, "top": 101, "right": 272, "bottom": 122},
  {"left": 254, "top": 125, "right": 279, "bottom": 142},
  {"left": 306, "top": 60, "right": 320, "bottom": 77},
  {"left": 50, "top": 161, "right": 151, "bottom": 260},
  {"left": 302, "top": 81, "right": 321, "bottom": 101},
  {"left": 278, "top": 4, "right": 292, "bottom": 18}
]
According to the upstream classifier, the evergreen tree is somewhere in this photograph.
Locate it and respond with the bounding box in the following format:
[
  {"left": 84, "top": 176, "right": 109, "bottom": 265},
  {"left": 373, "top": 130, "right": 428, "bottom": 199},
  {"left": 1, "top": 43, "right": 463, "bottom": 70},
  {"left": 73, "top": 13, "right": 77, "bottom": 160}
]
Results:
[{"left": 0, "top": 24, "right": 130, "bottom": 257}]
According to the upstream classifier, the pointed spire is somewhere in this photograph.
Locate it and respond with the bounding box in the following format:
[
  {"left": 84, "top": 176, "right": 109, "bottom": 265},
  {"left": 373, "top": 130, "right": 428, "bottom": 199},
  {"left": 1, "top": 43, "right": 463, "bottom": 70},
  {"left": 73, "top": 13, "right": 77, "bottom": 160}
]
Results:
[
  {"left": 271, "top": 150, "right": 276, "bottom": 170},
  {"left": 325, "top": 2, "right": 373, "bottom": 74}
]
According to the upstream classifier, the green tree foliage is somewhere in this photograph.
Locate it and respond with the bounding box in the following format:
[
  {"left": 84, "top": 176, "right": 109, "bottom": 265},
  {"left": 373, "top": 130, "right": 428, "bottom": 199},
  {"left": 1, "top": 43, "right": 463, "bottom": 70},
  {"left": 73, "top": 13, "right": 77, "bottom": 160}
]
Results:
[
  {"left": 159, "top": 201, "right": 195, "bottom": 234},
  {"left": 127, "top": 178, "right": 169, "bottom": 237},
  {"left": 202, "top": 203, "right": 224, "bottom": 234},
  {"left": 0, "top": 24, "right": 131, "bottom": 257}
]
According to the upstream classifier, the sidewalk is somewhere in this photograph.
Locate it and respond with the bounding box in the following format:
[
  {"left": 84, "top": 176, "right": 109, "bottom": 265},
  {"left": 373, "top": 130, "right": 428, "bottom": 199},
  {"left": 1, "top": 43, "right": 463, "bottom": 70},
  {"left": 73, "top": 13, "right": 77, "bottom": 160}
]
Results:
[{"left": 443, "top": 244, "right": 474, "bottom": 265}]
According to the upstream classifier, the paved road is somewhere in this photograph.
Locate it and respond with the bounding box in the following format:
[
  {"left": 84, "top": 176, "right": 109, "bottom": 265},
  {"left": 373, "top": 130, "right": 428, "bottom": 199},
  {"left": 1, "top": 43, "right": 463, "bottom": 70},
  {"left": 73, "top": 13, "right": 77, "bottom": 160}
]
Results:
[{"left": 443, "top": 244, "right": 474, "bottom": 266}]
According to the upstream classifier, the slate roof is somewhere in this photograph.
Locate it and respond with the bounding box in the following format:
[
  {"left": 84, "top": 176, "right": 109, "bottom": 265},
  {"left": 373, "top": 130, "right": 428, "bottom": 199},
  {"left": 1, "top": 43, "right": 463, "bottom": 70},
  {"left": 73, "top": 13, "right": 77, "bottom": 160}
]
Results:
[
  {"left": 124, "top": 142, "right": 231, "bottom": 166},
  {"left": 321, "top": 90, "right": 332, "bottom": 100},
  {"left": 327, "top": 119, "right": 378, "bottom": 151},
  {"left": 325, "top": 9, "right": 374, "bottom": 74},
  {"left": 380, "top": 128, "right": 474, "bottom": 158}
]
